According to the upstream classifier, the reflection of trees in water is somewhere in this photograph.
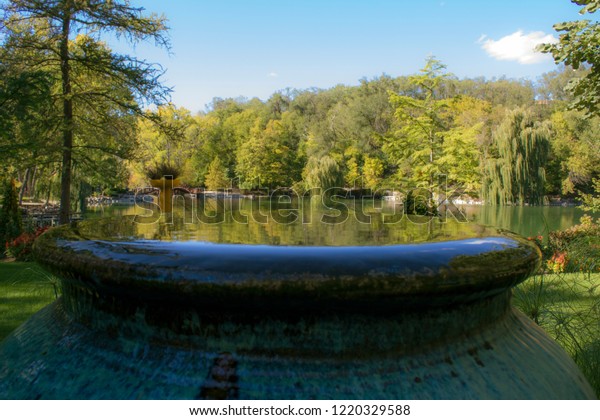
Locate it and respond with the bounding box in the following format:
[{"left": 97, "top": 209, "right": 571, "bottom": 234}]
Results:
[
  {"left": 458, "top": 205, "right": 585, "bottom": 237},
  {"left": 86, "top": 200, "right": 587, "bottom": 243},
  {"left": 77, "top": 216, "right": 138, "bottom": 239},
  {"left": 82, "top": 198, "right": 494, "bottom": 246}
]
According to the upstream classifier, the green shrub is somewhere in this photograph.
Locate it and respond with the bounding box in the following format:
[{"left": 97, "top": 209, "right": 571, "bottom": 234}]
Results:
[
  {"left": 564, "top": 235, "right": 600, "bottom": 274},
  {"left": 0, "top": 179, "right": 22, "bottom": 250},
  {"left": 404, "top": 188, "right": 438, "bottom": 216},
  {"left": 547, "top": 216, "right": 600, "bottom": 273}
]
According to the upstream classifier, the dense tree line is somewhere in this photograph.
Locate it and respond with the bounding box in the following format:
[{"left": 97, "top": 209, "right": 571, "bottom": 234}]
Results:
[
  {"left": 1, "top": 0, "right": 599, "bottom": 215},
  {"left": 127, "top": 59, "right": 598, "bottom": 206}
]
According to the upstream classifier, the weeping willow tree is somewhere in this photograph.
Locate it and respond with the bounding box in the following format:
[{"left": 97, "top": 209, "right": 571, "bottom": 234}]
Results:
[
  {"left": 302, "top": 155, "right": 344, "bottom": 196},
  {"left": 482, "top": 109, "right": 550, "bottom": 206}
]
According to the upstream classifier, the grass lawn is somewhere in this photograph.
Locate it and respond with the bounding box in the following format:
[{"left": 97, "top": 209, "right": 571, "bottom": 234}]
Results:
[{"left": 0, "top": 260, "right": 59, "bottom": 341}]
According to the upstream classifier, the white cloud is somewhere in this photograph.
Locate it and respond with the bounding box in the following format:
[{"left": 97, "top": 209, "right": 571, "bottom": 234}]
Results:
[
  {"left": 267, "top": 72, "right": 279, "bottom": 78},
  {"left": 479, "top": 30, "right": 557, "bottom": 64}
]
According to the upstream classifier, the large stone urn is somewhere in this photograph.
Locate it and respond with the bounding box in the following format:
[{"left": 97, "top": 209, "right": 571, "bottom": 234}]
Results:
[{"left": 0, "top": 215, "right": 594, "bottom": 399}]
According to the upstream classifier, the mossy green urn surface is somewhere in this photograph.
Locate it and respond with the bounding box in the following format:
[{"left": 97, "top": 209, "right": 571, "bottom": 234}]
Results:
[{"left": 0, "top": 212, "right": 594, "bottom": 399}]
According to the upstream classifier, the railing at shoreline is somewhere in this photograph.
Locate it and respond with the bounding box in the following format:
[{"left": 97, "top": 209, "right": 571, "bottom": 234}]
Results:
[{"left": 24, "top": 211, "right": 83, "bottom": 227}]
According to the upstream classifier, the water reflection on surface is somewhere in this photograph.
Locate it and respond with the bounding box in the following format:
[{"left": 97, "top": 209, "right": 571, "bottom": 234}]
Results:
[
  {"left": 459, "top": 204, "right": 586, "bottom": 238},
  {"left": 86, "top": 198, "right": 587, "bottom": 240},
  {"left": 80, "top": 198, "right": 497, "bottom": 246}
]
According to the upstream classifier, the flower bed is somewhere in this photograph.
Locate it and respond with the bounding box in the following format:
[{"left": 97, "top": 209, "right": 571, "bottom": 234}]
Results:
[
  {"left": 5, "top": 226, "right": 50, "bottom": 261},
  {"left": 528, "top": 215, "right": 600, "bottom": 274}
]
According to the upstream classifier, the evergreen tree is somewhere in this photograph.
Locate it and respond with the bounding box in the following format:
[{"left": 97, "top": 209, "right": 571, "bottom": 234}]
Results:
[
  {"left": 385, "top": 57, "right": 452, "bottom": 191},
  {"left": 1, "top": 0, "right": 171, "bottom": 224},
  {"left": 0, "top": 179, "right": 22, "bottom": 248}
]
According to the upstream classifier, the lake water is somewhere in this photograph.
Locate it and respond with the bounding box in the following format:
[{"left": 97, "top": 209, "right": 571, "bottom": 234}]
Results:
[
  {"left": 458, "top": 204, "right": 587, "bottom": 238},
  {"left": 84, "top": 197, "right": 588, "bottom": 241}
]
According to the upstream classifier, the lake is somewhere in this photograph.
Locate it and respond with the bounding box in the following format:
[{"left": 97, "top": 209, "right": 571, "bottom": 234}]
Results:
[
  {"left": 84, "top": 197, "right": 589, "bottom": 241},
  {"left": 458, "top": 204, "right": 587, "bottom": 238}
]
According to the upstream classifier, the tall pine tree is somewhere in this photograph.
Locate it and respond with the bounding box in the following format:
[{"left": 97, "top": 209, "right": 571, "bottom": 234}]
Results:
[
  {"left": 1, "top": 0, "right": 171, "bottom": 223},
  {"left": 0, "top": 179, "right": 22, "bottom": 247},
  {"left": 385, "top": 57, "right": 452, "bottom": 191}
]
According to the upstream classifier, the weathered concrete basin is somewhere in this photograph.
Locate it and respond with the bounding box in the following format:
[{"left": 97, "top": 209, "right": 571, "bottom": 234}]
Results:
[{"left": 0, "top": 214, "right": 594, "bottom": 399}]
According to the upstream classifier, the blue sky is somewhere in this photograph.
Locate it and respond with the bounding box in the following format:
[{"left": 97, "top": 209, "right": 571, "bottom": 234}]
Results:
[{"left": 121, "top": 0, "right": 585, "bottom": 113}]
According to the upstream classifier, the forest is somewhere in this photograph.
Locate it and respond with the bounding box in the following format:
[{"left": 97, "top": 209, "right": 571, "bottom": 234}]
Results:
[
  {"left": 131, "top": 60, "right": 599, "bottom": 207},
  {"left": 1, "top": 1, "right": 599, "bottom": 217}
]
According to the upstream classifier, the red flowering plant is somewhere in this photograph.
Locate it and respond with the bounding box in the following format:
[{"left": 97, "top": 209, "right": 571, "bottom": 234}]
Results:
[
  {"left": 547, "top": 251, "right": 568, "bottom": 273},
  {"left": 5, "top": 226, "right": 49, "bottom": 261},
  {"left": 546, "top": 216, "right": 600, "bottom": 274},
  {"left": 526, "top": 235, "right": 553, "bottom": 273},
  {"left": 526, "top": 235, "right": 543, "bottom": 246}
]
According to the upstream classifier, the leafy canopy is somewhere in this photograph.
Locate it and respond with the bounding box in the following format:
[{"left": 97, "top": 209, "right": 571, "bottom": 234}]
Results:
[{"left": 539, "top": 0, "right": 600, "bottom": 117}]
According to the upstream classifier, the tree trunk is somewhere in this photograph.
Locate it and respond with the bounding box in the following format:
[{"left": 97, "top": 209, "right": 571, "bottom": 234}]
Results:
[
  {"left": 19, "top": 168, "right": 31, "bottom": 206},
  {"left": 58, "top": 6, "right": 73, "bottom": 225},
  {"left": 45, "top": 183, "right": 52, "bottom": 206},
  {"left": 30, "top": 166, "right": 37, "bottom": 200},
  {"left": 429, "top": 128, "right": 435, "bottom": 190}
]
